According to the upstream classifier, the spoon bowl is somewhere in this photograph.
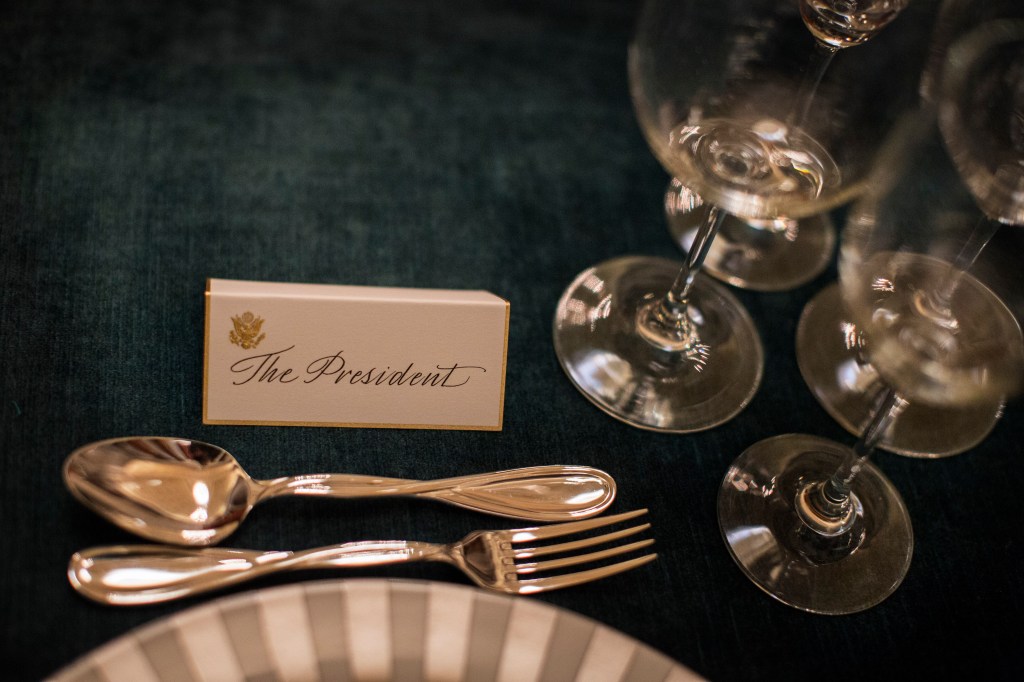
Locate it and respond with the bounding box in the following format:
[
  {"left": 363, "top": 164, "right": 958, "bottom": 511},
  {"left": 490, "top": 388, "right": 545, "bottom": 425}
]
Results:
[{"left": 63, "top": 437, "right": 618, "bottom": 546}]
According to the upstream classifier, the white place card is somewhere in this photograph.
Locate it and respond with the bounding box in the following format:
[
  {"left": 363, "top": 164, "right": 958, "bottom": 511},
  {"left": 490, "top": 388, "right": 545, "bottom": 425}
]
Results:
[{"left": 203, "top": 278, "right": 508, "bottom": 430}]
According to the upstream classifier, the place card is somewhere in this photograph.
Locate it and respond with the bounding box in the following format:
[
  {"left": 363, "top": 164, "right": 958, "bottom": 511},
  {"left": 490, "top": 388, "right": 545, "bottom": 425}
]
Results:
[{"left": 203, "top": 279, "right": 509, "bottom": 430}]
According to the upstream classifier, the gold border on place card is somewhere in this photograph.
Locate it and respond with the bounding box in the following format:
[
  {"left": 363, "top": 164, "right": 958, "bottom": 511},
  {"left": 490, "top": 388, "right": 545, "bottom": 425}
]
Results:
[
  {"left": 202, "top": 280, "right": 509, "bottom": 431},
  {"left": 202, "top": 279, "right": 211, "bottom": 426}
]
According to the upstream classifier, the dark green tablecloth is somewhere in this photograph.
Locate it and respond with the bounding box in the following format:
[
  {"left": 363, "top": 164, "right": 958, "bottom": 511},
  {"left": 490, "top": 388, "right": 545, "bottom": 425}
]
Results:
[{"left": 2, "top": 1, "right": 1021, "bottom": 679}]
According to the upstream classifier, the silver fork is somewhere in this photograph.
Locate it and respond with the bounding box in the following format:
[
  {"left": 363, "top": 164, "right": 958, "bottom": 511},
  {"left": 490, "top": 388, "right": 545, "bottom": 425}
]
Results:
[{"left": 68, "top": 509, "right": 656, "bottom": 605}]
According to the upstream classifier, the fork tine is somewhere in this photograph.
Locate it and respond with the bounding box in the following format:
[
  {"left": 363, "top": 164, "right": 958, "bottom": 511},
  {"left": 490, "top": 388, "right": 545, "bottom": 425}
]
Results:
[
  {"left": 515, "top": 554, "right": 658, "bottom": 594},
  {"left": 513, "top": 523, "right": 651, "bottom": 559},
  {"left": 507, "top": 509, "right": 649, "bottom": 543},
  {"left": 515, "top": 539, "right": 655, "bottom": 574}
]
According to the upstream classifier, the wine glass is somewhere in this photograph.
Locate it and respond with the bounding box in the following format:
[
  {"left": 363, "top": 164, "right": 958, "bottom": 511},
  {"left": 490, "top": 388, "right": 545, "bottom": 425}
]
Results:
[
  {"left": 552, "top": 0, "right": 923, "bottom": 432},
  {"left": 796, "top": 2, "right": 1024, "bottom": 457},
  {"left": 664, "top": 0, "right": 910, "bottom": 292},
  {"left": 718, "top": 21, "right": 1024, "bottom": 614}
]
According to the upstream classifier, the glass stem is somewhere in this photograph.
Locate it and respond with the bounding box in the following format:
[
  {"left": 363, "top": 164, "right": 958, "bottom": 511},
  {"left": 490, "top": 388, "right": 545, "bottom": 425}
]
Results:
[
  {"left": 672, "top": 205, "right": 724, "bottom": 302},
  {"left": 825, "top": 386, "right": 907, "bottom": 503},
  {"left": 637, "top": 205, "right": 725, "bottom": 350},
  {"left": 788, "top": 39, "right": 838, "bottom": 129},
  {"left": 924, "top": 216, "right": 1000, "bottom": 322},
  {"left": 797, "top": 386, "right": 908, "bottom": 536},
  {"left": 952, "top": 216, "right": 1000, "bottom": 273},
  {"left": 944, "top": 215, "right": 1000, "bottom": 298}
]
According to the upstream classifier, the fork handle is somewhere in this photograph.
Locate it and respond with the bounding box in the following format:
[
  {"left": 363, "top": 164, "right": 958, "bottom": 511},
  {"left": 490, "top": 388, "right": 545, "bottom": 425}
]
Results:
[{"left": 68, "top": 542, "right": 447, "bottom": 606}]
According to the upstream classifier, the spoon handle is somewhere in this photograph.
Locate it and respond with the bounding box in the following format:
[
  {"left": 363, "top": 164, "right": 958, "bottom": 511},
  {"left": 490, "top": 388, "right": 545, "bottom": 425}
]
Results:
[
  {"left": 69, "top": 542, "right": 447, "bottom": 606},
  {"left": 256, "top": 465, "right": 616, "bottom": 521}
]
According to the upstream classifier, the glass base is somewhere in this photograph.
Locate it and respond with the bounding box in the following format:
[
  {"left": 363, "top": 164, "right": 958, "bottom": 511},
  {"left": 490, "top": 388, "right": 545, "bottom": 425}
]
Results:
[
  {"left": 796, "top": 284, "right": 1003, "bottom": 458},
  {"left": 718, "top": 434, "right": 913, "bottom": 615},
  {"left": 666, "top": 179, "right": 835, "bottom": 292},
  {"left": 553, "top": 255, "right": 763, "bottom": 432}
]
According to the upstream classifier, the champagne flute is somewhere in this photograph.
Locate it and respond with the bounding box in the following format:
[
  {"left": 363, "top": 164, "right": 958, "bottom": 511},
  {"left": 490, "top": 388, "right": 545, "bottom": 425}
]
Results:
[
  {"left": 718, "top": 21, "right": 1024, "bottom": 614},
  {"left": 553, "top": 0, "right": 922, "bottom": 432},
  {"left": 796, "top": 4, "right": 1024, "bottom": 457},
  {"left": 665, "top": 0, "right": 910, "bottom": 292}
]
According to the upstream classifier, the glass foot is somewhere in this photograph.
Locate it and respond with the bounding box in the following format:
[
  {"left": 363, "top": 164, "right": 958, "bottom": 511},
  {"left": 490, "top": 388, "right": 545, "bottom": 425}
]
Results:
[
  {"left": 666, "top": 179, "right": 835, "bottom": 292},
  {"left": 553, "top": 255, "right": 763, "bottom": 432},
  {"left": 796, "top": 283, "right": 1003, "bottom": 457},
  {"left": 718, "top": 434, "right": 913, "bottom": 615}
]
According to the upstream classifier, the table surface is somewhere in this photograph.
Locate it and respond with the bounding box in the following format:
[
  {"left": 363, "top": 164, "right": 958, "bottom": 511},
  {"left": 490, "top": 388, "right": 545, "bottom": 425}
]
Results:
[{"left": 2, "top": 1, "right": 1022, "bottom": 680}]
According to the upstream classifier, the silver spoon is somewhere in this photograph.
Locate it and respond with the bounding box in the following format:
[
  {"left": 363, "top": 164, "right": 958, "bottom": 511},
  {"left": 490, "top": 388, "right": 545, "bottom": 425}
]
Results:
[{"left": 63, "top": 437, "right": 617, "bottom": 546}]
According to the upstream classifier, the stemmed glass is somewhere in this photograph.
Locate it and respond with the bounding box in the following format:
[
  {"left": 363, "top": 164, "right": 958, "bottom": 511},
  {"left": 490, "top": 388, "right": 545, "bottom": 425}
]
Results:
[
  {"left": 796, "top": 5, "right": 1024, "bottom": 457},
  {"left": 552, "top": 0, "right": 922, "bottom": 432},
  {"left": 664, "top": 0, "right": 909, "bottom": 292},
  {"left": 718, "top": 21, "right": 1024, "bottom": 614}
]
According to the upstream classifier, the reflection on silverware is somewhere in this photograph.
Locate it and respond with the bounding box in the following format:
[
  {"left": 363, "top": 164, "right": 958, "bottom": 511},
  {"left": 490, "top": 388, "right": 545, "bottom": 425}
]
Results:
[
  {"left": 63, "top": 437, "right": 617, "bottom": 546},
  {"left": 68, "top": 509, "right": 657, "bottom": 605}
]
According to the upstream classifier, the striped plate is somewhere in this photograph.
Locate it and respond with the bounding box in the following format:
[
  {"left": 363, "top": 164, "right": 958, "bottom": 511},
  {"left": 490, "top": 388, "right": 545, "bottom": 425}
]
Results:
[{"left": 49, "top": 578, "right": 702, "bottom": 682}]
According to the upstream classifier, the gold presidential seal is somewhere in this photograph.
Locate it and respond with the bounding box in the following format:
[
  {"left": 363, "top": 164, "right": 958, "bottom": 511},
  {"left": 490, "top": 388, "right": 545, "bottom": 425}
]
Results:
[{"left": 229, "top": 312, "right": 266, "bottom": 349}]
